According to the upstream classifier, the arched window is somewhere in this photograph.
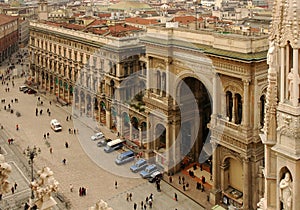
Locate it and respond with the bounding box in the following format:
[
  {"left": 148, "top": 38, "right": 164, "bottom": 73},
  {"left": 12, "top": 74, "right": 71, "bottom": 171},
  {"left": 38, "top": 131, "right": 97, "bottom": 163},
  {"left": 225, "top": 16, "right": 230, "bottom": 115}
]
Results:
[
  {"left": 226, "top": 91, "right": 233, "bottom": 121},
  {"left": 235, "top": 94, "right": 242, "bottom": 124},
  {"left": 260, "top": 95, "right": 266, "bottom": 127}
]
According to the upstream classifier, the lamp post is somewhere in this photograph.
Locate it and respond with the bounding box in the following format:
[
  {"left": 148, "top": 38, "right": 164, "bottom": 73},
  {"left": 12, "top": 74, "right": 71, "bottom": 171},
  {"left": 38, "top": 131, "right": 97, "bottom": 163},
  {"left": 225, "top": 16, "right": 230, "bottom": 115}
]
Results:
[{"left": 24, "top": 145, "right": 40, "bottom": 199}]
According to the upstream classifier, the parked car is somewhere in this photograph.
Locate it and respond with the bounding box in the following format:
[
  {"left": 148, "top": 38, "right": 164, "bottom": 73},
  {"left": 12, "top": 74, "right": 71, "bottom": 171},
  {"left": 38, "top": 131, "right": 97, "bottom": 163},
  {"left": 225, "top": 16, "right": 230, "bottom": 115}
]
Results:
[
  {"left": 148, "top": 171, "right": 163, "bottom": 183},
  {"left": 19, "top": 85, "right": 27, "bottom": 91},
  {"left": 115, "top": 150, "right": 135, "bottom": 165},
  {"left": 27, "top": 89, "right": 37, "bottom": 94},
  {"left": 97, "top": 139, "right": 112, "bottom": 147},
  {"left": 140, "top": 164, "right": 158, "bottom": 178},
  {"left": 130, "top": 159, "right": 148, "bottom": 173},
  {"left": 91, "top": 132, "right": 104, "bottom": 141}
]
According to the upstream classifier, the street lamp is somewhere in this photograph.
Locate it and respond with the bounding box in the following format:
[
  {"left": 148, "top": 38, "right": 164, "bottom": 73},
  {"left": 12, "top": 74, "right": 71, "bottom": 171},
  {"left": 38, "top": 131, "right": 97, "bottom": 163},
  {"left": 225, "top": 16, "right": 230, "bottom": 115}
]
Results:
[{"left": 23, "top": 145, "right": 41, "bottom": 199}]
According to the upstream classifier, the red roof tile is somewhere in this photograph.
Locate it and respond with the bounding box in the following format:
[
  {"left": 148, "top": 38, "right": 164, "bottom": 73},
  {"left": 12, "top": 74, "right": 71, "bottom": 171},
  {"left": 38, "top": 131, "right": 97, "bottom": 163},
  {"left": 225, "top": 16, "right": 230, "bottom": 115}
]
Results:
[
  {"left": 125, "top": 17, "right": 158, "bottom": 25},
  {"left": 0, "top": 14, "right": 18, "bottom": 26},
  {"left": 172, "top": 16, "right": 196, "bottom": 24}
]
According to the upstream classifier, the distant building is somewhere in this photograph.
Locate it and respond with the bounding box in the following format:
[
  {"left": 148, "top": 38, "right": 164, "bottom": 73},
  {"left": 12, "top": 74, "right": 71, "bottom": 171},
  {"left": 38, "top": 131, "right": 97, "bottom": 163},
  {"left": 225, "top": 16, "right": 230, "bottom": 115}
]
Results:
[{"left": 0, "top": 14, "right": 18, "bottom": 62}]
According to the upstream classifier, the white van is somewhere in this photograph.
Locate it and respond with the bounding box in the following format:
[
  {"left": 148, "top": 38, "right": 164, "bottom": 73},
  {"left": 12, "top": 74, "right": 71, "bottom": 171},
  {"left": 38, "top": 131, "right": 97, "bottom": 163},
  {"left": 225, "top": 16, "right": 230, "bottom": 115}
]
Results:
[{"left": 50, "top": 119, "right": 62, "bottom": 132}]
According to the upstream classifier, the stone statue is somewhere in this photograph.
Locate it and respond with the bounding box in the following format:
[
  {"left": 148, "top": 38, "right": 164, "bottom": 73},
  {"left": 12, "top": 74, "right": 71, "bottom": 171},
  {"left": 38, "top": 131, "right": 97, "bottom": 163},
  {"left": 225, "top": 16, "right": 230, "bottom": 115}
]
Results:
[
  {"left": 0, "top": 155, "right": 12, "bottom": 195},
  {"left": 31, "top": 167, "right": 59, "bottom": 210},
  {"left": 287, "top": 69, "right": 300, "bottom": 101},
  {"left": 279, "top": 172, "right": 292, "bottom": 210},
  {"left": 267, "top": 40, "right": 276, "bottom": 66}
]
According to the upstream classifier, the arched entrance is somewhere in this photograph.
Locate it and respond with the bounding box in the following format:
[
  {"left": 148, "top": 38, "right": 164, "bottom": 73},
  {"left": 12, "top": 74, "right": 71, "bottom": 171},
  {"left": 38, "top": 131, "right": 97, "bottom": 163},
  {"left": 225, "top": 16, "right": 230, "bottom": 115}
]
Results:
[
  {"left": 131, "top": 117, "right": 139, "bottom": 140},
  {"left": 178, "top": 77, "right": 212, "bottom": 164},
  {"left": 155, "top": 123, "right": 166, "bottom": 167},
  {"left": 100, "top": 101, "right": 106, "bottom": 123},
  {"left": 221, "top": 157, "right": 243, "bottom": 208},
  {"left": 122, "top": 112, "right": 130, "bottom": 138}
]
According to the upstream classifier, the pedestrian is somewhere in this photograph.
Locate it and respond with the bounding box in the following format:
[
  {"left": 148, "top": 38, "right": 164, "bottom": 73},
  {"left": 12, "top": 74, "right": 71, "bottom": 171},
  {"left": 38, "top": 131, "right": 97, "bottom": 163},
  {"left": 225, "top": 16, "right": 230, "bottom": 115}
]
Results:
[
  {"left": 43, "top": 134, "right": 46, "bottom": 139},
  {"left": 68, "top": 128, "right": 71, "bottom": 134},
  {"left": 14, "top": 182, "right": 17, "bottom": 190},
  {"left": 174, "top": 193, "right": 178, "bottom": 201},
  {"left": 47, "top": 132, "right": 49, "bottom": 138},
  {"left": 48, "top": 111, "right": 51, "bottom": 116},
  {"left": 65, "top": 142, "right": 69, "bottom": 148},
  {"left": 129, "top": 192, "right": 132, "bottom": 201},
  {"left": 178, "top": 176, "right": 181, "bottom": 184},
  {"left": 140, "top": 201, "right": 143, "bottom": 209},
  {"left": 16, "top": 124, "right": 19, "bottom": 131},
  {"left": 126, "top": 193, "right": 129, "bottom": 201},
  {"left": 182, "top": 176, "right": 185, "bottom": 184},
  {"left": 66, "top": 116, "right": 68, "bottom": 121},
  {"left": 149, "top": 199, "right": 152, "bottom": 208},
  {"left": 183, "top": 184, "right": 186, "bottom": 191},
  {"left": 70, "top": 184, "right": 73, "bottom": 192},
  {"left": 62, "top": 159, "right": 66, "bottom": 165},
  {"left": 40, "top": 109, "right": 43, "bottom": 115},
  {"left": 186, "top": 182, "right": 189, "bottom": 190},
  {"left": 134, "top": 203, "right": 137, "bottom": 210},
  {"left": 115, "top": 181, "right": 118, "bottom": 189},
  {"left": 0, "top": 194, "right": 2, "bottom": 201},
  {"left": 144, "top": 204, "right": 147, "bottom": 210},
  {"left": 79, "top": 187, "right": 82, "bottom": 196},
  {"left": 38, "top": 97, "right": 40, "bottom": 101},
  {"left": 36, "top": 108, "right": 38, "bottom": 116},
  {"left": 69, "top": 115, "right": 72, "bottom": 120},
  {"left": 49, "top": 101, "right": 51, "bottom": 105},
  {"left": 149, "top": 193, "right": 153, "bottom": 200},
  {"left": 49, "top": 147, "right": 53, "bottom": 154},
  {"left": 145, "top": 196, "right": 148, "bottom": 204},
  {"left": 47, "top": 108, "right": 49, "bottom": 113},
  {"left": 11, "top": 186, "right": 14, "bottom": 194},
  {"left": 74, "top": 129, "right": 76, "bottom": 134}
]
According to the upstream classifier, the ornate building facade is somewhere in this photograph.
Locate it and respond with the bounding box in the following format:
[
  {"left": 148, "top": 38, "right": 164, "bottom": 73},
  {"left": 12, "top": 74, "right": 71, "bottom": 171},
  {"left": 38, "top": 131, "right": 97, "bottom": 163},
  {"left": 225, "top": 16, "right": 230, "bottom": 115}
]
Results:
[
  {"left": 29, "top": 19, "right": 270, "bottom": 209},
  {"left": 261, "top": 0, "right": 300, "bottom": 209}
]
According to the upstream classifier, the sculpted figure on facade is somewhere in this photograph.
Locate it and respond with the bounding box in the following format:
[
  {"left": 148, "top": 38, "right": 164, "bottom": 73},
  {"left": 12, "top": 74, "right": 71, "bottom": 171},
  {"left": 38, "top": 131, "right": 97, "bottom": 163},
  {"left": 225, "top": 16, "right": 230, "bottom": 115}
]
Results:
[
  {"left": 279, "top": 172, "right": 292, "bottom": 210},
  {"left": 31, "top": 167, "right": 59, "bottom": 209},
  {"left": 287, "top": 69, "right": 300, "bottom": 101},
  {"left": 267, "top": 40, "right": 276, "bottom": 71},
  {"left": 0, "top": 155, "right": 12, "bottom": 195}
]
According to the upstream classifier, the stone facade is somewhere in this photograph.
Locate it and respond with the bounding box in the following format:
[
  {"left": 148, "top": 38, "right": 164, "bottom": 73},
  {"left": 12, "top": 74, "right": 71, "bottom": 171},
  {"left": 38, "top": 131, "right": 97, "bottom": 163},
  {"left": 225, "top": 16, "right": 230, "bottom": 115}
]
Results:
[
  {"left": 29, "top": 20, "right": 270, "bottom": 209},
  {"left": 261, "top": 0, "right": 300, "bottom": 210}
]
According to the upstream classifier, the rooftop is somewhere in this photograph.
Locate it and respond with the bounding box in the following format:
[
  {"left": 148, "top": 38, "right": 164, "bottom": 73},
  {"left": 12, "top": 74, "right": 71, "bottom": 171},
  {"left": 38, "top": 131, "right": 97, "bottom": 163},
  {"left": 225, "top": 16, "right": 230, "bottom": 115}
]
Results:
[{"left": 0, "top": 14, "right": 18, "bottom": 26}]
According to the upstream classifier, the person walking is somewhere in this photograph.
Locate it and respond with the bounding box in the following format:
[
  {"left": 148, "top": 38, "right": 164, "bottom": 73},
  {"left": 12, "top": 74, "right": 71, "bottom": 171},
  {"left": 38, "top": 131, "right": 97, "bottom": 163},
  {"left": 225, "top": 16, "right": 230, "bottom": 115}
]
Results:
[
  {"left": 49, "top": 147, "right": 53, "bottom": 154},
  {"left": 115, "top": 181, "right": 118, "bottom": 189},
  {"left": 11, "top": 186, "right": 14, "bottom": 194},
  {"left": 129, "top": 192, "right": 132, "bottom": 201},
  {"left": 182, "top": 176, "right": 185, "bottom": 185},
  {"left": 70, "top": 184, "right": 73, "bottom": 192},
  {"left": 14, "top": 182, "right": 17, "bottom": 190},
  {"left": 16, "top": 124, "right": 19, "bottom": 131},
  {"left": 47, "top": 132, "right": 49, "bottom": 138},
  {"left": 126, "top": 193, "right": 129, "bottom": 201},
  {"left": 62, "top": 159, "right": 66, "bottom": 165},
  {"left": 65, "top": 142, "right": 69, "bottom": 148},
  {"left": 174, "top": 193, "right": 178, "bottom": 201},
  {"left": 43, "top": 134, "right": 46, "bottom": 139},
  {"left": 178, "top": 176, "right": 181, "bottom": 184},
  {"left": 133, "top": 203, "right": 137, "bottom": 210}
]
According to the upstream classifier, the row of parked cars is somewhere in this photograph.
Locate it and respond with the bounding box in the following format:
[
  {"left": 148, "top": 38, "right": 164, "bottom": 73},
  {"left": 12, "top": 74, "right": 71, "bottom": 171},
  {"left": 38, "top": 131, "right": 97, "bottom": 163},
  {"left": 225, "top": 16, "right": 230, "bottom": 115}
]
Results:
[
  {"left": 19, "top": 85, "right": 37, "bottom": 94},
  {"left": 90, "top": 132, "right": 163, "bottom": 182}
]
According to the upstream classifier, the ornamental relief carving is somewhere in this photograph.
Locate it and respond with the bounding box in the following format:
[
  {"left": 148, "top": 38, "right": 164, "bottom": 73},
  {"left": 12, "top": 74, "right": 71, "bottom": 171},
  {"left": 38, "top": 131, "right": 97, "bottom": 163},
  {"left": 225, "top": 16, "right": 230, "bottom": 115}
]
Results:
[
  {"left": 277, "top": 112, "right": 300, "bottom": 139},
  {"left": 220, "top": 146, "right": 243, "bottom": 163}
]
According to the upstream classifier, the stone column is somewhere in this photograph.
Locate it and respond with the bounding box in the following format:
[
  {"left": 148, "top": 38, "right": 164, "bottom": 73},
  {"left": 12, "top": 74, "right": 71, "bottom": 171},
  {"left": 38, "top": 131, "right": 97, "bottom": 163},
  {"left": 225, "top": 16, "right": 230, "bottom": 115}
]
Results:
[
  {"left": 139, "top": 127, "right": 142, "bottom": 147},
  {"left": 280, "top": 47, "right": 285, "bottom": 102},
  {"left": 292, "top": 49, "right": 299, "bottom": 106},
  {"left": 129, "top": 122, "right": 133, "bottom": 140},
  {"left": 242, "top": 79, "right": 250, "bottom": 126},
  {"left": 165, "top": 59, "right": 170, "bottom": 96},
  {"left": 285, "top": 45, "right": 290, "bottom": 99},
  {"left": 146, "top": 56, "right": 151, "bottom": 90},
  {"left": 232, "top": 94, "right": 236, "bottom": 123},
  {"left": 243, "top": 158, "right": 250, "bottom": 209}
]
